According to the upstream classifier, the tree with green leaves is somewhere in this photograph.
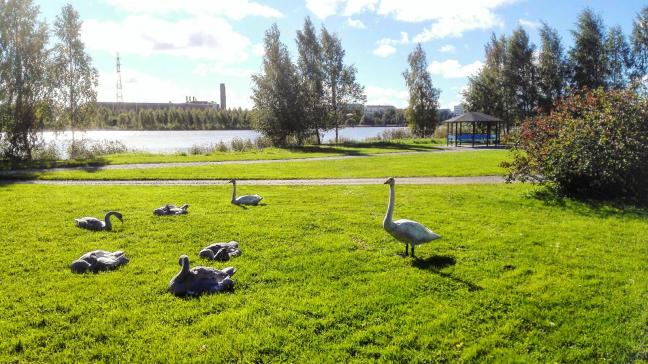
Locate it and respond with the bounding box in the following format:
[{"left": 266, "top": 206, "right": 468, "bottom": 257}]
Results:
[
  {"left": 503, "top": 27, "right": 538, "bottom": 121},
  {"left": 464, "top": 34, "right": 509, "bottom": 120},
  {"left": 537, "top": 23, "right": 567, "bottom": 112},
  {"left": 569, "top": 9, "right": 607, "bottom": 90},
  {"left": 631, "top": 6, "right": 648, "bottom": 82},
  {"left": 251, "top": 24, "right": 305, "bottom": 146},
  {"left": 52, "top": 3, "right": 98, "bottom": 137},
  {"left": 321, "top": 26, "right": 365, "bottom": 143},
  {"left": 0, "top": 0, "right": 51, "bottom": 160},
  {"left": 296, "top": 17, "right": 325, "bottom": 144},
  {"left": 402, "top": 44, "right": 439, "bottom": 137},
  {"left": 605, "top": 26, "right": 632, "bottom": 89}
]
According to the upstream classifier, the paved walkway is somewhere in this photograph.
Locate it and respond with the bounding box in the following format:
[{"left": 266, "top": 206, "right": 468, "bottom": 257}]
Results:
[{"left": 4, "top": 176, "right": 506, "bottom": 186}]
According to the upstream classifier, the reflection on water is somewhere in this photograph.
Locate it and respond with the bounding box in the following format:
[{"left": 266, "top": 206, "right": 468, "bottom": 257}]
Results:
[{"left": 39, "top": 127, "right": 407, "bottom": 153}]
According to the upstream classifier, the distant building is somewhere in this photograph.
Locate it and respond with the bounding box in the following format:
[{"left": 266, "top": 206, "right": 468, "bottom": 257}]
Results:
[
  {"left": 97, "top": 99, "right": 219, "bottom": 111},
  {"left": 453, "top": 104, "right": 464, "bottom": 116},
  {"left": 364, "top": 104, "right": 396, "bottom": 115},
  {"left": 344, "top": 103, "right": 364, "bottom": 112},
  {"left": 437, "top": 108, "right": 453, "bottom": 121},
  {"left": 220, "top": 83, "right": 226, "bottom": 110}
]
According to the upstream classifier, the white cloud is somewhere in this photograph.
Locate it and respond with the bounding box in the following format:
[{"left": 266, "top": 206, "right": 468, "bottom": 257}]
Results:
[
  {"left": 97, "top": 67, "right": 195, "bottom": 103},
  {"left": 103, "top": 0, "right": 283, "bottom": 19},
  {"left": 308, "top": 0, "right": 515, "bottom": 41},
  {"left": 192, "top": 63, "right": 254, "bottom": 79},
  {"left": 372, "top": 44, "right": 396, "bottom": 57},
  {"left": 366, "top": 86, "right": 408, "bottom": 107},
  {"left": 342, "top": 0, "right": 379, "bottom": 16},
  {"left": 438, "top": 44, "right": 456, "bottom": 53},
  {"left": 97, "top": 66, "right": 253, "bottom": 108},
  {"left": 412, "top": 9, "right": 504, "bottom": 42},
  {"left": 427, "top": 59, "right": 483, "bottom": 79},
  {"left": 373, "top": 31, "right": 409, "bottom": 57},
  {"left": 305, "top": 0, "right": 344, "bottom": 19},
  {"left": 347, "top": 17, "right": 367, "bottom": 29},
  {"left": 518, "top": 19, "right": 541, "bottom": 29},
  {"left": 252, "top": 43, "right": 265, "bottom": 57},
  {"left": 83, "top": 15, "right": 251, "bottom": 64}
]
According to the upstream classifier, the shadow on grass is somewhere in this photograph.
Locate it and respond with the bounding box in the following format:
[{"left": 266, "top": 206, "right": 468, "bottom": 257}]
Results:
[
  {"left": 287, "top": 140, "right": 442, "bottom": 156},
  {"left": 0, "top": 157, "right": 109, "bottom": 171},
  {"left": 411, "top": 255, "right": 483, "bottom": 292},
  {"left": 527, "top": 186, "right": 648, "bottom": 219}
]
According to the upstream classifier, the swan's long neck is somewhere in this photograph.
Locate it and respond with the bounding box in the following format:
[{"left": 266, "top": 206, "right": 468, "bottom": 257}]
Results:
[
  {"left": 383, "top": 183, "right": 395, "bottom": 228},
  {"left": 104, "top": 212, "right": 113, "bottom": 230},
  {"left": 175, "top": 257, "right": 190, "bottom": 282},
  {"left": 181, "top": 258, "right": 190, "bottom": 277},
  {"left": 231, "top": 182, "right": 237, "bottom": 202}
]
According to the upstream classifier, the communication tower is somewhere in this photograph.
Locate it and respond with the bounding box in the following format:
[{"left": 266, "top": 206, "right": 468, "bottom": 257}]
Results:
[{"left": 116, "top": 52, "right": 124, "bottom": 103}]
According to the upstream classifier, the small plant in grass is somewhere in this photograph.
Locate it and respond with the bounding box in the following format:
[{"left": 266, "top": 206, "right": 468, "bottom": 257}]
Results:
[{"left": 504, "top": 88, "right": 648, "bottom": 203}]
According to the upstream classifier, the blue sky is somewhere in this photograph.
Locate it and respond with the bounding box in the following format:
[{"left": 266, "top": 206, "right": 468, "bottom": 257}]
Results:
[{"left": 35, "top": 0, "right": 647, "bottom": 109}]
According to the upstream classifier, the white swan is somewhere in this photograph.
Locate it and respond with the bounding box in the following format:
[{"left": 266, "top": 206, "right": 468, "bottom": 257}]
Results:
[
  {"left": 383, "top": 177, "right": 440, "bottom": 257},
  {"left": 228, "top": 179, "right": 263, "bottom": 206},
  {"left": 168, "top": 255, "right": 236, "bottom": 297},
  {"left": 154, "top": 204, "right": 189, "bottom": 215},
  {"left": 70, "top": 250, "right": 129, "bottom": 273},
  {"left": 75, "top": 211, "right": 123, "bottom": 231}
]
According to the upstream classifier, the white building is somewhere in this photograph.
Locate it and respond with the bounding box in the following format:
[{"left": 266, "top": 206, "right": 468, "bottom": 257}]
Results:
[
  {"left": 453, "top": 104, "right": 464, "bottom": 116},
  {"left": 364, "top": 105, "right": 396, "bottom": 115}
]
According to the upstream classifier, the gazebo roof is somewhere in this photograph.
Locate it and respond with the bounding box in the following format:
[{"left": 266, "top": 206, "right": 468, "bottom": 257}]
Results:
[{"left": 443, "top": 111, "right": 501, "bottom": 123}]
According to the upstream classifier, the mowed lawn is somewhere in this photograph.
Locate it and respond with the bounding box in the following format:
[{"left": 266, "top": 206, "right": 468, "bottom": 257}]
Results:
[
  {"left": 0, "top": 183, "right": 646, "bottom": 362},
  {"left": 27, "top": 150, "right": 509, "bottom": 180},
  {"left": 103, "top": 139, "right": 443, "bottom": 165}
]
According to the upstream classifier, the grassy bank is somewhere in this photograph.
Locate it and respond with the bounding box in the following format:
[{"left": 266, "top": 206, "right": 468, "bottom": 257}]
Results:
[
  {"left": 1, "top": 139, "right": 444, "bottom": 170},
  {"left": 22, "top": 150, "right": 510, "bottom": 180},
  {"left": 0, "top": 184, "right": 645, "bottom": 362}
]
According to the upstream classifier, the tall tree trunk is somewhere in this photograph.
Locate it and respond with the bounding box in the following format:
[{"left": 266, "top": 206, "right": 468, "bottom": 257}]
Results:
[{"left": 314, "top": 124, "right": 321, "bottom": 144}]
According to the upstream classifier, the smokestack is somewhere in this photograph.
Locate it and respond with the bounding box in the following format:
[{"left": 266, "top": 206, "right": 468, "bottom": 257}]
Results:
[{"left": 220, "top": 83, "right": 226, "bottom": 110}]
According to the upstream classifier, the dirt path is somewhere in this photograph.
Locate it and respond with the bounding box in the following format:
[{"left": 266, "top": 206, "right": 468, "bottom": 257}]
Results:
[
  {"left": 0, "top": 147, "right": 495, "bottom": 175},
  {"left": 5, "top": 176, "right": 506, "bottom": 186}
]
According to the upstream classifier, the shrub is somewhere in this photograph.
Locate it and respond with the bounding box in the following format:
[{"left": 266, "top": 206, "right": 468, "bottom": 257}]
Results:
[
  {"left": 32, "top": 141, "right": 61, "bottom": 161},
  {"left": 433, "top": 125, "right": 448, "bottom": 139},
  {"left": 504, "top": 88, "right": 648, "bottom": 203},
  {"left": 216, "top": 141, "right": 229, "bottom": 152},
  {"left": 188, "top": 144, "right": 210, "bottom": 155},
  {"left": 254, "top": 136, "right": 273, "bottom": 149},
  {"left": 230, "top": 138, "right": 248, "bottom": 152},
  {"left": 67, "top": 139, "right": 128, "bottom": 160},
  {"left": 380, "top": 128, "right": 412, "bottom": 140}
]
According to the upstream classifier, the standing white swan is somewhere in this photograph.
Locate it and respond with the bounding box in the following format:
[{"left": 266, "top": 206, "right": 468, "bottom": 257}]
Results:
[
  {"left": 228, "top": 179, "right": 263, "bottom": 206},
  {"left": 383, "top": 177, "right": 440, "bottom": 257},
  {"left": 168, "top": 255, "right": 236, "bottom": 296},
  {"left": 75, "top": 211, "right": 123, "bottom": 231}
]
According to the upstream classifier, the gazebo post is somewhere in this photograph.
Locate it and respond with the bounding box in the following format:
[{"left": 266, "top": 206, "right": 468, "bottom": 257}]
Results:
[
  {"left": 472, "top": 121, "right": 476, "bottom": 147},
  {"left": 487, "top": 122, "right": 491, "bottom": 147},
  {"left": 495, "top": 121, "right": 499, "bottom": 145},
  {"left": 458, "top": 122, "right": 462, "bottom": 146}
]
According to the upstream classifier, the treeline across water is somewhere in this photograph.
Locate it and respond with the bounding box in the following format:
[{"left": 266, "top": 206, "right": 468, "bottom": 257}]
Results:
[{"left": 86, "top": 107, "right": 254, "bottom": 130}]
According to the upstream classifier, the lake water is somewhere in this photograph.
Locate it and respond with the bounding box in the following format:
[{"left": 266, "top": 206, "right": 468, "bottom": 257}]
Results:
[{"left": 39, "top": 127, "right": 408, "bottom": 154}]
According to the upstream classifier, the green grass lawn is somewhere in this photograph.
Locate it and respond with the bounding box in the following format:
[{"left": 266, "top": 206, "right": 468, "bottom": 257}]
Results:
[
  {"left": 0, "top": 183, "right": 645, "bottom": 362},
  {"left": 104, "top": 139, "right": 444, "bottom": 165},
  {"left": 26, "top": 150, "right": 510, "bottom": 180},
  {"left": 0, "top": 139, "right": 444, "bottom": 170}
]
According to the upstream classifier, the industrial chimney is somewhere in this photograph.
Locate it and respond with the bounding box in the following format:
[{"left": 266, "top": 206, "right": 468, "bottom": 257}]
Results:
[{"left": 220, "top": 83, "right": 226, "bottom": 110}]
